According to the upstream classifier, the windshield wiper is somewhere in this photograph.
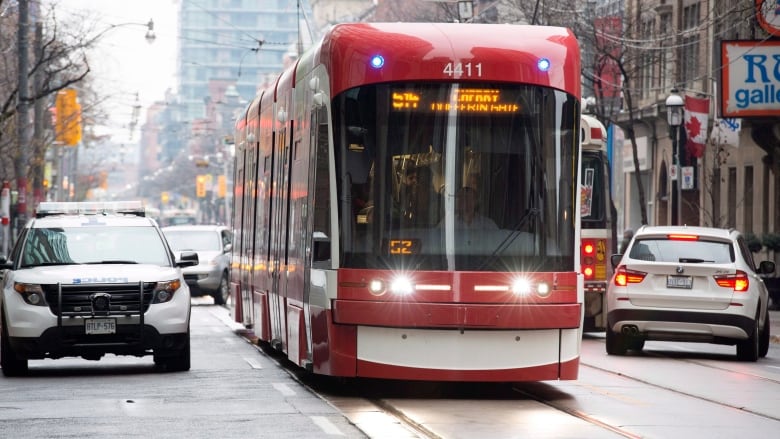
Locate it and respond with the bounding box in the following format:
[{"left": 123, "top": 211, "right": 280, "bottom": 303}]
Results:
[
  {"left": 20, "top": 261, "right": 80, "bottom": 268},
  {"left": 477, "top": 208, "right": 541, "bottom": 270},
  {"left": 84, "top": 260, "right": 139, "bottom": 264}
]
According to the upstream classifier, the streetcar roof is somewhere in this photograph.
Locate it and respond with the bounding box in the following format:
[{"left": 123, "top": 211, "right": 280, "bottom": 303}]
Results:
[{"left": 316, "top": 23, "right": 581, "bottom": 98}]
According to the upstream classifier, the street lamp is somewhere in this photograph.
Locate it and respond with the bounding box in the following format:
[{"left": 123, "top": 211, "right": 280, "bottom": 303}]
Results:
[
  {"left": 666, "top": 88, "right": 684, "bottom": 225},
  {"left": 108, "top": 19, "right": 156, "bottom": 44}
]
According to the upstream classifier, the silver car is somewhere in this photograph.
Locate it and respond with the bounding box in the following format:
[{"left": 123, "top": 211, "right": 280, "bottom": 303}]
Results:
[
  {"left": 606, "top": 225, "right": 775, "bottom": 361},
  {"left": 162, "top": 225, "right": 232, "bottom": 305}
]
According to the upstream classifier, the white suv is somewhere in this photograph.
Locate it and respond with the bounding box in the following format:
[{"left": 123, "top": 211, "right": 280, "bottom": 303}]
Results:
[
  {"left": 606, "top": 225, "right": 775, "bottom": 361},
  {"left": 0, "top": 201, "right": 198, "bottom": 376},
  {"left": 161, "top": 225, "right": 232, "bottom": 305}
]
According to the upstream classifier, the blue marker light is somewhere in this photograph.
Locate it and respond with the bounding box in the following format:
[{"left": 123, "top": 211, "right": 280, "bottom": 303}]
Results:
[
  {"left": 370, "top": 55, "right": 385, "bottom": 69},
  {"left": 537, "top": 57, "right": 551, "bottom": 72}
]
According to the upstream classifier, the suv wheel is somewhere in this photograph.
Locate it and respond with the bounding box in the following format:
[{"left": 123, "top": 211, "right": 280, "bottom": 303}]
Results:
[
  {"left": 212, "top": 273, "right": 229, "bottom": 306},
  {"left": 154, "top": 331, "right": 191, "bottom": 372},
  {"left": 605, "top": 327, "right": 628, "bottom": 355},
  {"left": 1, "top": 313, "right": 29, "bottom": 377},
  {"left": 736, "top": 314, "right": 760, "bottom": 362},
  {"left": 759, "top": 308, "right": 770, "bottom": 358}
]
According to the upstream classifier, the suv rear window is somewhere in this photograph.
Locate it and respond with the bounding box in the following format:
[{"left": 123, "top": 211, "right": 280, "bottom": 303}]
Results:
[{"left": 628, "top": 238, "right": 734, "bottom": 263}]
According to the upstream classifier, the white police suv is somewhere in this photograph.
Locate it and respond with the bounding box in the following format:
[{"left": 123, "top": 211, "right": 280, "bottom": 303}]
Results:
[{"left": 0, "top": 201, "right": 198, "bottom": 376}]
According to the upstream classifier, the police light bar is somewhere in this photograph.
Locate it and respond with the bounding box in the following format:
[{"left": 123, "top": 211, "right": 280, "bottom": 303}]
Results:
[{"left": 36, "top": 201, "right": 146, "bottom": 218}]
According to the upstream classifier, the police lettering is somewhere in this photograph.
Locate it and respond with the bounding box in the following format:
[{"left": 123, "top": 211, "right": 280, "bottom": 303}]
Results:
[{"left": 73, "top": 277, "right": 129, "bottom": 284}]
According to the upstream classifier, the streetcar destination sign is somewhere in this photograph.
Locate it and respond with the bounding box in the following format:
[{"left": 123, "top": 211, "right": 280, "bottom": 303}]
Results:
[{"left": 392, "top": 89, "right": 520, "bottom": 113}]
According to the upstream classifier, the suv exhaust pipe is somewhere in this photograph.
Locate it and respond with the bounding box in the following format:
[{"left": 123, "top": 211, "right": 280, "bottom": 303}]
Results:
[{"left": 621, "top": 325, "right": 639, "bottom": 336}]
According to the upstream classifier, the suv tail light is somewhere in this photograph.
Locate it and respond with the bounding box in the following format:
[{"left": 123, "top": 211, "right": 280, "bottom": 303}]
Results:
[
  {"left": 714, "top": 270, "right": 749, "bottom": 292},
  {"left": 614, "top": 266, "right": 646, "bottom": 286}
]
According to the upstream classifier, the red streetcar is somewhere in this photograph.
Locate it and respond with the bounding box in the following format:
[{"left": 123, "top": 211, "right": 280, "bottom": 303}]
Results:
[{"left": 230, "top": 22, "right": 585, "bottom": 381}]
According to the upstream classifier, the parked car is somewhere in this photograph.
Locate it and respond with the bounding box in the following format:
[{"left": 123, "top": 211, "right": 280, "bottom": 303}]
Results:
[
  {"left": 0, "top": 201, "right": 197, "bottom": 376},
  {"left": 161, "top": 225, "right": 232, "bottom": 305},
  {"left": 606, "top": 225, "right": 775, "bottom": 362}
]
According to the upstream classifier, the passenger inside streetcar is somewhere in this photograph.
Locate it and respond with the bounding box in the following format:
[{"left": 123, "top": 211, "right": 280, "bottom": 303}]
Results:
[{"left": 397, "top": 165, "right": 441, "bottom": 227}]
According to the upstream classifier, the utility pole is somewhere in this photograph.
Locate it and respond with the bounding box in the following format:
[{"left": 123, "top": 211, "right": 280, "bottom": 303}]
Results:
[
  {"left": 15, "top": 0, "right": 31, "bottom": 223},
  {"left": 33, "top": 9, "right": 46, "bottom": 206}
]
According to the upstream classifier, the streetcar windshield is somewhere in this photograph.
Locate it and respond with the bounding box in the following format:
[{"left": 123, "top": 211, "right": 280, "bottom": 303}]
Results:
[
  {"left": 333, "top": 83, "right": 578, "bottom": 271},
  {"left": 581, "top": 150, "right": 608, "bottom": 228}
]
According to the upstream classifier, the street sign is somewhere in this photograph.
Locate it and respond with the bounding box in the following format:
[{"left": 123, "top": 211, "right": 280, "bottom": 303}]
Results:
[{"left": 682, "top": 166, "right": 695, "bottom": 190}]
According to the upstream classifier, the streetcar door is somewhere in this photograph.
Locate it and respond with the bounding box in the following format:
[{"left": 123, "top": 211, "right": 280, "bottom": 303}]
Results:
[{"left": 268, "top": 114, "right": 293, "bottom": 350}]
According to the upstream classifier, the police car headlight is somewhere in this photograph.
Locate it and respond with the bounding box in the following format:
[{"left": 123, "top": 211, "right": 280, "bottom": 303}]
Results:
[
  {"left": 152, "top": 279, "right": 182, "bottom": 304},
  {"left": 14, "top": 283, "right": 47, "bottom": 306}
]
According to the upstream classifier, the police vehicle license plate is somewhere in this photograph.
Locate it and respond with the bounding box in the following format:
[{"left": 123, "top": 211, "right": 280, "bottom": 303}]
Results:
[
  {"left": 85, "top": 319, "right": 116, "bottom": 335},
  {"left": 666, "top": 275, "right": 693, "bottom": 289}
]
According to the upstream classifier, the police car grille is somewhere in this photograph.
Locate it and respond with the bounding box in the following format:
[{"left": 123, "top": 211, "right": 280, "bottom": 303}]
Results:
[{"left": 42, "top": 283, "right": 156, "bottom": 316}]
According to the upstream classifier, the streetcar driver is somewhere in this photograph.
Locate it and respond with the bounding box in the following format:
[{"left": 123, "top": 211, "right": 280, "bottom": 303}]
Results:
[{"left": 452, "top": 186, "right": 498, "bottom": 229}]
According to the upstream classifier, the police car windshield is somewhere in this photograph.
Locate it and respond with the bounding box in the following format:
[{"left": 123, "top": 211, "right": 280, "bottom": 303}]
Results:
[{"left": 20, "top": 226, "right": 170, "bottom": 267}]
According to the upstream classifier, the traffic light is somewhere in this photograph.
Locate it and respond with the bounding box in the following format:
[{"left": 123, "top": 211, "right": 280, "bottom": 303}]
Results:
[
  {"left": 55, "top": 89, "right": 82, "bottom": 146},
  {"left": 196, "top": 175, "right": 206, "bottom": 198}
]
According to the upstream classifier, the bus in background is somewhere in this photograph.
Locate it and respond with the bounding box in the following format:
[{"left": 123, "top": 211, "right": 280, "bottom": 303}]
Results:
[
  {"left": 231, "top": 22, "right": 584, "bottom": 381},
  {"left": 580, "top": 114, "right": 614, "bottom": 331}
]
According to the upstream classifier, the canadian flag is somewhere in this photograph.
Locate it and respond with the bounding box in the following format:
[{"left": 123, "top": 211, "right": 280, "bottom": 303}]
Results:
[{"left": 684, "top": 95, "right": 710, "bottom": 159}]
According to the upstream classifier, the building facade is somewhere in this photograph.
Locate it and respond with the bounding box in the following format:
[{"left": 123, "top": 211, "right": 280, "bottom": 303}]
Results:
[
  {"left": 616, "top": 0, "right": 779, "bottom": 252},
  {"left": 177, "top": 0, "right": 315, "bottom": 121}
]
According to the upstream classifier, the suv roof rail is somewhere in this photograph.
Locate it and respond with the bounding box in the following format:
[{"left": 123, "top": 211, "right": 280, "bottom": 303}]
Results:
[{"left": 36, "top": 201, "right": 147, "bottom": 218}]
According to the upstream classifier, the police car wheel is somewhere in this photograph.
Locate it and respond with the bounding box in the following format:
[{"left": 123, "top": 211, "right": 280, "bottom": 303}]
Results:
[
  {"left": 154, "top": 332, "right": 191, "bottom": 372},
  {"left": 1, "top": 312, "right": 29, "bottom": 377}
]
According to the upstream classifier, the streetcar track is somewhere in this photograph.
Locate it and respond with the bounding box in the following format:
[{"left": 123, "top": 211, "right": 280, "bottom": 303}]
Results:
[
  {"left": 511, "top": 385, "right": 642, "bottom": 439},
  {"left": 240, "top": 326, "right": 780, "bottom": 437},
  {"left": 580, "top": 359, "right": 780, "bottom": 423},
  {"left": 369, "top": 398, "right": 444, "bottom": 439}
]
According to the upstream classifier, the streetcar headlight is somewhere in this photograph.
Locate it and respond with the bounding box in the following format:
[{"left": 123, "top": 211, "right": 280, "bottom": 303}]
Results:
[
  {"left": 537, "top": 57, "right": 551, "bottom": 72},
  {"left": 14, "top": 282, "right": 47, "bottom": 306},
  {"left": 390, "top": 276, "right": 414, "bottom": 295},
  {"left": 511, "top": 278, "right": 532, "bottom": 296},
  {"left": 368, "top": 279, "right": 386, "bottom": 296},
  {"left": 511, "top": 279, "right": 551, "bottom": 298}
]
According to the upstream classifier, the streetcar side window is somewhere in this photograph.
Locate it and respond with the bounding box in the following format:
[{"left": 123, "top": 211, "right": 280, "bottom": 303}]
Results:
[{"left": 312, "top": 105, "right": 331, "bottom": 265}]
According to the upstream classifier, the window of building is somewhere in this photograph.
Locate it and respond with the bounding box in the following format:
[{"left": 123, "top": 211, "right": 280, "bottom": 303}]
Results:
[
  {"left": 659, "top": 13, "right": 671, "bottom": 91},
  {"left": 744, "top": 165, "right": 753, "bottom": 232},
  {"left": 728, "top": 167, "right": 737, "bottom": 228},
  {"left": 639, "top": 16, "right": 654, "bottom": 100},
  {"left": 680, "top": 3, "right": 701, "bottom": 87}
]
